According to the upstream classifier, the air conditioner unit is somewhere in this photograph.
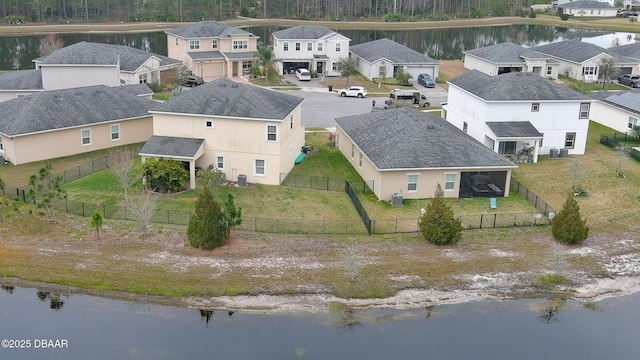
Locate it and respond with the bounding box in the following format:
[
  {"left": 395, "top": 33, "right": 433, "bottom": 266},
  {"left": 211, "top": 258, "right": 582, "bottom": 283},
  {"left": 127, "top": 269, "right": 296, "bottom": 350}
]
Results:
[
  {"left": 237, "top": 174, "right": 247, "bottom": 187},
  {"left": 391, "top": 193, "right": 403, "bottom": 207}
]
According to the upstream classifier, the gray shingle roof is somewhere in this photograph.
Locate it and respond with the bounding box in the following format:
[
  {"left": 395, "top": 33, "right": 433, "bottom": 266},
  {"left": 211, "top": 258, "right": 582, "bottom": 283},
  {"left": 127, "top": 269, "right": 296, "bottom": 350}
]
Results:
[
  {"left": 113, "top": 83, "right": 153, "bottom": 97},
  {"left": 465, "top": 42, "right": 534, "bottom": 63},
  {"left": 151, "top": 78, "right": 304, "bottom": 120},
  {"left": 0, "top": 70, "right": 43, "bottom": 90},
  {"left": 532, "top": 40, "right": 608, "bottom": 63},
  {"left": 596, "top": 89, "right": 640, "bottom": 115},
  {"left": 139, "top": 136, "right": 205, "bottom": 158},
  {"left": 165, "top": 21, "right": 257, "bottom": 39},
  {"left": 559, "top": 0, "right": 614, "bottom": 8},
  {"left": 486, "top": 121, "right": 543, "bottom": 138},
  {"left": 35, "top": 41, "right": 181, "bottom": 72},
  {"left": 349, "top": 38, "right": 438, "bottom": 65},
  {"left": 448, "top": 70, "right": 591, "bottom": 101},
  {"left": 224, "top": 51, "right": 258, "bottom": 60},
  {"left": 0, "top": 85, "right": 157, "bottom": 136},
  {"left": 272, "top": 25, "right": 337, "bottom": 40},
  {"left": 335, "top": 107, "right": 516, "bottom": 170},
  {"left": 608, "top": 42, "right": 640, "bottom": 60},
  {"left": 188, "top": 51, "right": 225, "bottom": 60}
]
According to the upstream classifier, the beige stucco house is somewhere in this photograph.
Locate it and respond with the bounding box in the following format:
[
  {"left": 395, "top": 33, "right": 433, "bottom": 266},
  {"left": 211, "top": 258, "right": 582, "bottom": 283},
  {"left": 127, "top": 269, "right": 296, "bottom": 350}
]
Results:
[
  {"left": 165, "top": 21, "right": 259, "bottom": 81},
  {"left": 0, "top": 84, "right": 156, "bottom": 165},
  {"left": 335, "top": 108, "right": 516, "bottom": 201},
  {"left": 141, "top": 78, "right": 305, "bottom": 189}
]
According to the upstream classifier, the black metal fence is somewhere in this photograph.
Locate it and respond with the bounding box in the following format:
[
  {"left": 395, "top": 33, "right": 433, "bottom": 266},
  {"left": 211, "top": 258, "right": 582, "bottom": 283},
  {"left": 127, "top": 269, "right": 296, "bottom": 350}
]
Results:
[
  {"left": 600, "top": 133, "right": 640, "bottom": 161},
  {"left": 280, "top": 173, "right": 374, "bottom": 193},
  {"left": 344, "top": 180, "right": 372, "bottom": 234},
  {"left": 509, "top": 177, "right": 555, "bottom": 216}
]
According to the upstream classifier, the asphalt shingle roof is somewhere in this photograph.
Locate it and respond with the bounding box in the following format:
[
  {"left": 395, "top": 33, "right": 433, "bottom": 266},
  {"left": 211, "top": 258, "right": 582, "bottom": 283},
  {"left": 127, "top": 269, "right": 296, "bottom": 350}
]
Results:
[
  {"left": 335, "top": 107, "right": 516, "bottom": 170},
  {"left": 349, "top": 38, "right": 438, "bottom": 64},
  {"left": 532, "top": 40, "right": 608, "bottom": 63},
  {"left": 272, "top": 26, "right": 337, "bottom": 40},
  {"left": 36, "top": 41, "right": 181, "bottom": 71},
  {"left": 0, "top": 70, "right": 43, "bottom": 90},
  {"left": 0, "top": 85, "right": 158, "bottom": 136},
  {"left": 139, "top": 136, "right": 205, "bottom": 158},
  {"left": 465, "top": 42, "right": 552, "bottom": 63},
  {"left": 486, "top": 121, "right": 543, "bottom": 138},
  {"left": 595, "top": 89, "right": 640, "bottom": 114},
  {"left": 188, "top": 51, "right": 225, "bottom": 60},
  {"left": 151, "top": 78, "right": 304, "bottom": 120},
  {"left": 165, "top": 21, "right": 257, "bottom": 39},
  {"left": 608, "top": 42, "right": 640, "bottom": 60},
  {"left": 448, "top": 70, "right": 591, "bottom": 101},
  {"left": 559, "top": 0, "right": 614, "bottom": 8}
]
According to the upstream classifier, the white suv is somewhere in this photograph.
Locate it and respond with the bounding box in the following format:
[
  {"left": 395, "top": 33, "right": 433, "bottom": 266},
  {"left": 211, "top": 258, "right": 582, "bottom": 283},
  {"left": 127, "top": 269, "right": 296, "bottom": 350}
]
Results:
[
  {"left": 338, "top": 86, "right": 367, "bottom": 98},
  {"left": 295, "top": 68, "right": 311, "bottom": 81}
]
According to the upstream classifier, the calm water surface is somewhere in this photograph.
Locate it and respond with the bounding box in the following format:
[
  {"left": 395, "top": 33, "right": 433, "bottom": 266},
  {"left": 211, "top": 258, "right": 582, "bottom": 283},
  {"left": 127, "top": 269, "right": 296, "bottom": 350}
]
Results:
[{"left": 1, "top": 285, "right": 639, "bottom": 359}]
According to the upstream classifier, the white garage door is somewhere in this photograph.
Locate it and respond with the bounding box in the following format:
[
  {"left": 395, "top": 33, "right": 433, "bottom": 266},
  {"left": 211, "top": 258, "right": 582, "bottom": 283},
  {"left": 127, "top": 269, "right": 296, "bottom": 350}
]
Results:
[{"left": 406, "top": 66, "right": 434, "bottom": 80}]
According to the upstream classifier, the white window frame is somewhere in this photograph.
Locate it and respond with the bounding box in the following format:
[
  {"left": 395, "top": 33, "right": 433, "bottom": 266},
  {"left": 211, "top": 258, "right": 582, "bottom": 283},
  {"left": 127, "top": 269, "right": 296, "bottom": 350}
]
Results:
[
  {"left": 579, "top": 103, "right": 590, "bottom": 119},
  {"left": 317, "top": 42, "right": 323, "bottom": 52},
  {"left": 539, "top": 133, "right": 544, "bottom": 148},
  {"left": 565, "top": 132, "right": 576, "bottom": 149},
  {"left": 0, "top": 136, "right": 3, "bottom": 151},
  {"left": 531, "top": 103, "right": 540, "bottom": 112},
  {"left": 81, "top": 129, "right": 91, "bottom": 146},
  {"left": 378, "top": 66, "right": 386, "bottom": 78},
  {"left": 359, "top": 152, "right": 363, "bottom": 167},
  {"left": 582, "top": 66, "right": 597, "bottom": 76},
  {"left": 216, "top": 155, "right": 225, "bottom": 170},
  {"left": 138, "top": 73, "right": 148, "bottom": 84},
  {"left": 290, "top": 115, "right": 294, "bottom": 130},
  {"left": 233, "top": 40, "right": 248, "bottom": 50},
  {"left": 189, "top": 40, "right": 200, "bottom": 50},
  {"left": 266, "top": 124, "right": 278, "bottom": 142},
  {"left": 445, "top": 173, "right": 456, "bottom": 190},
  {"left": 307, "top": 42, "right": 312, "bottom": 51},
  {"left": 283, "top": 42, "right": 289, "bottom": 51},
  {"left": 205, "top": 119, "right": 214, "bottom": 128},
  {"left": 629, "top": 116, "right": 639, "bottom": 130},
  {"left": 254, "top": 158, "right": 266, "bottom": 176},
  {"left": 546, "top": 66, "right": 552, "bottom": 75},
  {"left": 175, "top": 37, "right": 178, "bottom": 46},
  {"left": 212, "top": 39, "right": 218, "bottom": 49},
  {"left": 463, "top": 122, "right": 468, "bottom": 133},
  {"left": 295, "top": 42, "right": 301, "bottom": 51},
  {"left": 110, "top": 124, "right": 120, "bottom": 141},
  {"left": 335, "top": 43, "right": 341, "bottom": 52},
  {"left": 407, "top": 174, "right": 418, "bottom": 192},
  {"left": 351, "top": 144, "right": 355, "bottom": 158}
]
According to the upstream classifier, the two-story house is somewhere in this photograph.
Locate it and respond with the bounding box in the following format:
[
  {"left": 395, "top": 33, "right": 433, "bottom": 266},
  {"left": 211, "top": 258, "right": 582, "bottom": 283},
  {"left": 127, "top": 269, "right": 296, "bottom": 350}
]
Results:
[
  {"left": 141, "top": 78, "right": 305, "bottom": 189},
  {"left": 165, "top": 21, "right": 259, "bottom": 81},
  {"left": 443, "top": 70, "right": 592, "bottom": 160},
  {"left": 272, "top": 25, "right": 350, "bottom": 77}
]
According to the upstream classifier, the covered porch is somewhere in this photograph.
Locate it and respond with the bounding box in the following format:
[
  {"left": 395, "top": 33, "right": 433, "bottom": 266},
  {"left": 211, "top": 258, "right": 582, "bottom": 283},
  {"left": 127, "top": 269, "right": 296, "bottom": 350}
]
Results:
[
  {"left": 139, "top": 136, "right": 205, "bottom": 189},
  {"left": 486, "top": 121, "right": 543, "bottom": 163}
]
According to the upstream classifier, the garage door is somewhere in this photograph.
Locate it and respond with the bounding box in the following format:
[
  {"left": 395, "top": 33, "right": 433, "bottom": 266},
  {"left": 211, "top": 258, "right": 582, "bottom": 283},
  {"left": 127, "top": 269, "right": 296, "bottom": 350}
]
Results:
[
  {"left": 619, "top": 67, "right": 633, "bottom": 76},
  {"left": 406, "top": 66, "right": 434, "bottom": 80}
]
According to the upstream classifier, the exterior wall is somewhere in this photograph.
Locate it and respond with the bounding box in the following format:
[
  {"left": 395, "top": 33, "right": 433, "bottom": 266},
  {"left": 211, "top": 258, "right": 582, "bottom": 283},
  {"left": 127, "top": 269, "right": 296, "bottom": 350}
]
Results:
[
  {"left": 546, "top": 54, "right": 609, "bottom": 82},
  {"left": 0, "top": 91, "right": 39, "bottom": 103},
  {"left": 353, "top": 55, "right": 376, "bottom": 80},
  {"left": 151, "top": 106, "right": 304, "bottom": 186},
  {"left": 464, "top": 55, "right": 500, "bottom": 75},
  {"left": 41, "top": 66, "right": 120, "bottom": 90},
  {"left": 445, "top": 86, "right": 590, "bottom": 155},
  {"left": 274, "top": 34, "right": 349, "bottom": 77},
  {"left": 590, "top": 100, "right": 637, "bottom": 133},
  {"left": 563, "top": 7, "right": 618, "bottom": 17},
  {"left": 2, "top": 117, "right": 152, "bottom": 165},
  {"left": 524, "top": 59, "right": 559, "bottom": 79}
]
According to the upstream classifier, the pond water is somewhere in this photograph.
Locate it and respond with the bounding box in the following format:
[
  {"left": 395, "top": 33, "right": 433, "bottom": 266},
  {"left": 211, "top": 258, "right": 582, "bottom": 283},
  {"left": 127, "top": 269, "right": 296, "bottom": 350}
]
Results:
[
  {"left": 1, "top": 24, "right": 637, "bottom": 70},
  {"left": 1, "top": 285, "right": 639, "bottom": 359}
]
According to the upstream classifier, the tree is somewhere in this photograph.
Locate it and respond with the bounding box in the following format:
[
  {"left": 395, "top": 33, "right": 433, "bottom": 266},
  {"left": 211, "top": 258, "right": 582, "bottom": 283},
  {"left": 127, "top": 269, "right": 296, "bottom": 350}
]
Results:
[
  {"left": 142, "top": 158, "right": 189, "bottom": 193},
  {"left": 598, "top": 57, "right": 618, "bottom": 89},
  {"left": 395, "top": 67, "right": 413, "bottom": 86},
  {"left": 38, "top": 33, "right": 64, "bottom": 56},
  {"left": 128, "top": 190, "right": 158, "bottom": 238},
  {"left": 615, "top": 144, "right": 630, "bottom": 178},
  {"left": 336, "top": 56, "right": 358, "bottom": 84},
  {"left": 342, "top": 243, "right": 364, "bottom": 283},
  {"left": 108, "top": 148, "right": 138, "bottom": 204},
  {"left": 187, "top": 186, "right": 228, "bottom": 249},
  {"left": 254, "top": 46, "right": 275, "bottom": 81},
  {"left": 90, "top": 212, "right": 103, "bottom": 240},
  {"left": 551, "top": 194, "right": 588, "bottom": 244},
  {"left": 196, "top": 165, "right": 226, "bottom": 193},
  {"left": 27, "top": 164, "right": 66, "bottom": 223},
  {"left": 418, "top": 184, "right": 462, "bottom": 245},
  {"left": 224, "top": 193, "right": 242, "bottom": 236}
]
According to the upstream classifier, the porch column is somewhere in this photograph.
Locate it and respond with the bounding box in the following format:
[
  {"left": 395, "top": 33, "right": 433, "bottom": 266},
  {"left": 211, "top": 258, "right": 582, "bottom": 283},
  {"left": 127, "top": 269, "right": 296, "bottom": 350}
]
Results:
[
  {"left": 533, "top": 140, "right": 539, "bottom": 163},
  {"left": 189, "top": 160, "right": 197, "bottom": 189}
]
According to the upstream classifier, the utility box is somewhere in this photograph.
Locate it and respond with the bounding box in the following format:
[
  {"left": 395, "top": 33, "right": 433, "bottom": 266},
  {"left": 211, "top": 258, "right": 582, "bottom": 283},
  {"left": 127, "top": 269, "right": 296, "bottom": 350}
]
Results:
[
  {"left": 237, "top": 174, "right": 247, "bottom": 187},
  {"left": 559, "top": 148, "right": 569, "bottom": 158},
  {"left": 549, "top": 149, "right": 558, "bottom": 158},
  {"left": 391, "top": 193, "right": 403, "bottom": 207}
]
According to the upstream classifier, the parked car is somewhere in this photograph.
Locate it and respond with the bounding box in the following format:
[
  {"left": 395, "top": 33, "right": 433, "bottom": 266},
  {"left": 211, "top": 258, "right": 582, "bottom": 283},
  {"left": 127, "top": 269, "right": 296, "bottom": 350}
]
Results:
[
  {"left": 182, "top": 75, "right": 204, "bottom": 87},
  {"left": 417, "top": 73, "right": 436, "bottom": 88},
  {"left": 295, "top": 68, "right": 311, "bottom": 81},
  {"left": 618, "top": 74, "right": 640, "bottom": 88},
  {"left": 337, "top": 86, "right": 367, "bottom": 98}
]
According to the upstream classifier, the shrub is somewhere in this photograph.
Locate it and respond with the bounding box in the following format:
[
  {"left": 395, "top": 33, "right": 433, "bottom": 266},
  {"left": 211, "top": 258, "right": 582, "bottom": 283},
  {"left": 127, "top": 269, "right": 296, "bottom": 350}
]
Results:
[
  {"left": 528, "top": 9, "right": 537, "bottom": 18},
  {"left": 418, "top": 184, "right": 462, "bottom": 245},
  {"left": 188, "top": 187, "right": 228, "bottom": 249},
  {"left": 559, "top": 13, "right": 571, "bottom": 20},
  {"left": 142, "top": 158, "right": 189, "bottom": 193},
  {"left": 551, "top": 194, "right": 589, "bottom": 244}
]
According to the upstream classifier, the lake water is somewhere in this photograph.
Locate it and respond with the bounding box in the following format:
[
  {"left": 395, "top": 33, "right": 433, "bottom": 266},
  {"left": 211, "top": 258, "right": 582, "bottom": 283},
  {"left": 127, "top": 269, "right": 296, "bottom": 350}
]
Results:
[
  {"left": 1, "top": 24, "right": 637, "bottom": 70},
  {"left": 1, "top": 285, "right": 639, "bottom": 359}
]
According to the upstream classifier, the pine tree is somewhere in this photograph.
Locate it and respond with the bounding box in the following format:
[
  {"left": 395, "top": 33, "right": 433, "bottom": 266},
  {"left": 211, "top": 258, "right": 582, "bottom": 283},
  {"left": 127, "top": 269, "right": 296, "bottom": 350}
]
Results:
[
  {"left": 551, "top": 194, "right": 589, "bottom": 244},
  {"left": 224, "top": 193, "right": 242, "bottom": 236},
  {"left": 187, "top": 187, "right": 228, "bottom": 249},
  {"left": 418, "top": 184, "right": 462, "bottom": 245}
]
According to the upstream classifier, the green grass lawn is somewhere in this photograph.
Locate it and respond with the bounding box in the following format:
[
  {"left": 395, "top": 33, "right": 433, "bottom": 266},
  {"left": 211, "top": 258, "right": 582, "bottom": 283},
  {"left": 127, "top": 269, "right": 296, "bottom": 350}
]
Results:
[{"left": 558, "top": 75, "right": 628, "bottom": 92}]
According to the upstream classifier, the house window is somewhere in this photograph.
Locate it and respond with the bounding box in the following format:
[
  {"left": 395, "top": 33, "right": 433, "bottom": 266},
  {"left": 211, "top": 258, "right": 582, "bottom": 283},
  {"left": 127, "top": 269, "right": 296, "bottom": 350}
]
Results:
[
  {"left": 579, "top": 103, "right": 590, "bottom": 119},
  {"left": 254, "top": 159, "right": 266, "bottom": 176},
  {"left": 81, "top": 129, "right": 91, "bottom": 146},
  {"left": 539, "top": 133, "right": 544, "bottom": 148},
  {"left": 628, "top": 116, "right": 638, "bottom": 130},
  {"left": 205, "top": 119, "right": 214, "bottom": 128},
  {"left": 582, "top": 66, "right": 597, "bottom": 76},
  {"left": 359, "top": 152, "right": 363, "bottom": 167},
  {"left": 484, "top": 136, "right": 495, "bottom": 150},
  {"left": 407, "top": 174, "right": 418, "bottom": 192},
  {"left": 189, "top": 40, "right": 200, "bottom": 50},
  {"left": 546, "top": 66, "right": 552, "bottom": 75},
  {"left": 565, "top": 132, "right": 576, "bottom": 149},
  {"left": 216, "top": 156, "right": 225, "bottom": 170},
  {"left": 445, "top": 174, "right": 455, "bottom": 190},
  {"left": 110, "top": 124, "right": 120, "bottom": 141},
  {"left": 0, "top": 137, "right": 3, "bottom": 151},
  {"left": 212, "top": 39, "right": 218, "bottom": 49},
  {"left": 463, "top": 122, "right": 468, "bottom": 133},
  {"left": 139, "top": 73, "right": 148, "bottom": 84},
  {"left": 336, "top": 43, "right": 341, "bottom": 52},
  {"left": 531, "top": 103, "right": 540, "bottom": 112},
  {"left": 175, "top": 38, "right": 178, "bottom": 46},
  {"left": 266, "top": 124, "right": 277, "bottom": 141},
  {"left": 295, "top": 42, "right": 301, "bottom": 51},
  {"left": 233, "top": 40, "right": 248, "bottom": 50},
  {"left": 307, "top": 42, "right": 312, "bottom": 51},
  {"left": 332, "top": 62, "right": 343, "bottom": 72},
  {"left": 317, "top": 43, "right": 323, "bottom": 52},
  {"left": 351, "top": 144, "right": 355, "bottom": 158},
  {"left": 242, "top": 61, "right": 252, "bottom": 74},
  {"left": 283, "top": 42, "right": 289, "bottom": 51},
  {"left": 290, "top": 115, "right": 294, "bottom": 130},
  {"left": 379, "top": 66, "right": 386, "bottom": 78}
]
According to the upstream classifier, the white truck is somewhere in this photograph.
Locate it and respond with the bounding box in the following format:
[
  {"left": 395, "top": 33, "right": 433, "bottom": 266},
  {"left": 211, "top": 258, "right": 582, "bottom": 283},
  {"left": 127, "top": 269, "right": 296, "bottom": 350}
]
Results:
[{"left": 384, "top": 89, "right": 430, "bottom": 108}]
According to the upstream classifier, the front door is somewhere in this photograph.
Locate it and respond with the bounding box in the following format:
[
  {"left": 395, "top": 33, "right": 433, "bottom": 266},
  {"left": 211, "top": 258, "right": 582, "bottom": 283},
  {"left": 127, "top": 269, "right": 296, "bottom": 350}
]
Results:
[{"left": 316, "top": 62, "right": 323, "bottom": 74}]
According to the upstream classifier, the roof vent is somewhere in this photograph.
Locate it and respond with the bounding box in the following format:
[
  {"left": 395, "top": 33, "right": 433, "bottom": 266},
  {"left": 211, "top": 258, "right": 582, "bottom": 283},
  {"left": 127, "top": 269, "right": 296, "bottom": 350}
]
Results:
[
  {"left": 219, "top": 84, "right": 226, "bottom": 87},
  {"left": 95, "top": 90, "right": 102, "bottom": 93},
  {"left": 231, "top": 84, "right": 238, "bottom": 88},
  {"left": 54, "top": 94, "right": 61, "bottom": 98},
  {"left": 427, "top": 125, "right": 435, "bottom": 130},
  {"left": 75, "top": 92, "right": 82, "bottom": 95}
]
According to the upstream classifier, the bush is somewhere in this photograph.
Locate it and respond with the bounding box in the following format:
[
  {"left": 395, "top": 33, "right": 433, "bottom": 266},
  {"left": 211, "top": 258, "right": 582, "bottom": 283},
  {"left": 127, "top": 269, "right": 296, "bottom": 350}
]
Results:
[
  {"left": 559, "top": 13, "right": 571, "bottom": 20},
  {"left": 551, "top": 194, "right": 589, "bottom": 244},
  {"left": 142, "top": 158, "right": 189, "bottom": 193},
  {"left": 382, "top": 12, "right": 408, "bottom": 22},
  {"left": 528, "top": 9, "right": 537, "bottom": 18},
  {"left": 188, "top": 187, "right": 228, "bottom": 249},
  {"left": 418, "top": 185, "right": 462, "bottom": 245}
]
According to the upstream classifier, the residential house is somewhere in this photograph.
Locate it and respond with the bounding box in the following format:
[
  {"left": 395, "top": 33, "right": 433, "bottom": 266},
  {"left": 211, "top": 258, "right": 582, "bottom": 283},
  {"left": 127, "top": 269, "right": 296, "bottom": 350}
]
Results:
[
  {"left": 608, "top": 42, "right": 640, "bottom": 75},
  {"left": 349, "top": 38, "right": 439, "bottom": 81},
  {"left": 142, "top": 78, "right": 305, "bottom": 189},
  {"left": 271, "top": 25, "right": 351, "bottom": 76},
  {"left": 622, "top": 0, "right": 640, "bottom": 9},
  {"left": 463, "top": 42, "right": 560, "bottom": 79},
  {"left": 165, "top": 21, "right": 259, "bottom": 81},
  {"left": 531, "top": 40, "right": 637, "bottom": 82},
  {"left": 558, "top": 0, "right": 618, "bottom": 17},
  {"left": 0, "top": 69, "right": 44, "bottom": 102},
  {"left": 33, "top": 41, "right": 182, "bottom": 90},
  {"left": 0, "top": 84, "right": 156, "bottom": 165},
  {"left": 443, "top": 70, "right": 593, "bottom": 160},
  {"left": 591, "top": 89, "right": 640, "bottom": 133},
  {"left": 335, "top": 107, "right": 516, "bottom": 201}
]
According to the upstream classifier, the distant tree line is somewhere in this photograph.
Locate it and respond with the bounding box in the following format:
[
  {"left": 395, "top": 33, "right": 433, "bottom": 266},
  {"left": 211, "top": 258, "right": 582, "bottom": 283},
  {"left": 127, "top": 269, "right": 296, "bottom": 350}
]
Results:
[{"left": 1, "top": 0, "right": 550, "bottom": 24}]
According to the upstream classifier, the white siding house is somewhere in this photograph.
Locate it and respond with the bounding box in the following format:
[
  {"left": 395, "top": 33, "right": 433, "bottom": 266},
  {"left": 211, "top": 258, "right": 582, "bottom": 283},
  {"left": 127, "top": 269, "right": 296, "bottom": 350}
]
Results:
[
  {"left": 463, "top": 42, "right": 560, "bottom": 79},
  {"left": 591, "top": 90, "right": 640, "bottom": 133}
]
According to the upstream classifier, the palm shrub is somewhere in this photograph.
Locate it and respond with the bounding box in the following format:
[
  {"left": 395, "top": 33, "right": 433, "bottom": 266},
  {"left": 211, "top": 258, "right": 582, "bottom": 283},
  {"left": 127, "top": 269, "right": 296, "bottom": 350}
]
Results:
[
  {"left": 551, "top": 194, "right": 589, "bottom": 244},
  {"left": 142, "top": 158, "right": 188, "bottom": 193},
  {"left": 418, "top": 184, "right": 462, "bottom": 245},
  {"left": 187, "top": 187, "right": 228, "bottom": 249}
]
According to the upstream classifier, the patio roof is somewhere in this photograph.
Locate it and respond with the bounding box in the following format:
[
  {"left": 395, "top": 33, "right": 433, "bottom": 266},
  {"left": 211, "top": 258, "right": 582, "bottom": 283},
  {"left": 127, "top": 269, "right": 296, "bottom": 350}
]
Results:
[
  {"left": 139, "top": 136, "right": 205, "bottom": 160},
  {"left": 486, "top": 121, "right": 543, "bottom": 139}
]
